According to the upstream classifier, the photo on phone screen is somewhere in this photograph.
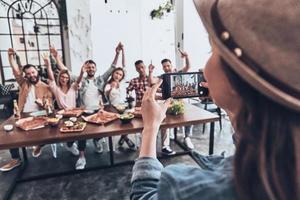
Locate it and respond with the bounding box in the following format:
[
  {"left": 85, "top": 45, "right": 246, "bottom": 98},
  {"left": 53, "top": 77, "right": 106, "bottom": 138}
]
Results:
[{"left": 162, "top": 72, "right": 208, "bottom": 99}]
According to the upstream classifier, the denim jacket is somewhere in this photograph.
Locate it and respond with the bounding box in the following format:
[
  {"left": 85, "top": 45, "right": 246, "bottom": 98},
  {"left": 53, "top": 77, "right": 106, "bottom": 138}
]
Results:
[
  {"left": 131, "top": 152, "right": 236, "bottom": 200},
  {"left": 76, "top": 64, "right": 116, "bottom": 106}
]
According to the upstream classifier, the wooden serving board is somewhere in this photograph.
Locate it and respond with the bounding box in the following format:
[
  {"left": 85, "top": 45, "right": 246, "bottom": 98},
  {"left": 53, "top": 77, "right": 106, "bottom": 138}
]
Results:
[
  {"left": 60, "top": 122, "right": 87, "bottom": 133},
  {"left": 15, "top": 117, "right": 48, "bottom": 131},
  {"left": 82, "top": 110, "right": 119, "bottom": 125},
  {"left": 57, "top": 108, "right": 84, "bottom": 117}
]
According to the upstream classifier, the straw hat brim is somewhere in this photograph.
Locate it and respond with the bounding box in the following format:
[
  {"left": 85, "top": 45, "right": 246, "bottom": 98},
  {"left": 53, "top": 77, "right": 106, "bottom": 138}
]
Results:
[{"left": 193, "top": 0, "right": 300, "bottom": 112}]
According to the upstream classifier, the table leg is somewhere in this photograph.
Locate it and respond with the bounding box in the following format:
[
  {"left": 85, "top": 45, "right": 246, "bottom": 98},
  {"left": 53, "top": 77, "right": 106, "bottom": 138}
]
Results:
[
  {"left": 174, "top": 127, "right": 177, "bottom": 141},
  {"left": 22, "top": 147, "right": 28, "bottom": 162},
  {"left": 209, "top": 122, "right": 215, "bottom": 155},
  {"left": 108, "top": 136, "right": 114, "bottom": 166}
]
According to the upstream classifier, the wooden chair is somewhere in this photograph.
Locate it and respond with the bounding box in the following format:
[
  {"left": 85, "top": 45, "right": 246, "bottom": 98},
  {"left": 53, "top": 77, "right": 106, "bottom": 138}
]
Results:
[{"left": 0, "top": 84, "right": 15, "bottom": 118}]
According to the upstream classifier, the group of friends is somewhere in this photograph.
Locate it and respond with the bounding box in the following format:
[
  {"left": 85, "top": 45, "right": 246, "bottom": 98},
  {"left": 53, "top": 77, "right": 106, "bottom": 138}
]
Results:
[{"left": 0, "top": 42, "right": 196, "bottom": 172}]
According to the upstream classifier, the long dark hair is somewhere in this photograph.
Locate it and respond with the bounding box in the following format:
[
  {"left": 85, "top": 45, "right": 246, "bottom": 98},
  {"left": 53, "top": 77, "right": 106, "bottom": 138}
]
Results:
[
  {"left": 220, "top": 58, "right": 299, "bottom": 200},
  {"left": 107, "top": 67, "right": 125, "bottom": 84}
]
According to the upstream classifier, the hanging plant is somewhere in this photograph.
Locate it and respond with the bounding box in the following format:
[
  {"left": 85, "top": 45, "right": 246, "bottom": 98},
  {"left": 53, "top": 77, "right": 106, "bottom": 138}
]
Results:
[{"left": 150, "top": 1, "right": 174, "bottom": 20}]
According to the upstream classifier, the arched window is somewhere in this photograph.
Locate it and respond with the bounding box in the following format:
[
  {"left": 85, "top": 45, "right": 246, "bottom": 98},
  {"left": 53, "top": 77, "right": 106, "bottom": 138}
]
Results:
[{"left": 0, "top": 0, "right": 64, "bottom": 84}]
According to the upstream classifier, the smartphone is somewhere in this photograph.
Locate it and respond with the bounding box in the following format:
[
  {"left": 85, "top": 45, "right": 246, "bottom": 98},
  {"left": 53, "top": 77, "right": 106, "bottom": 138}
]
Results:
[{"left": 161, "top": 72, "right": 209, "bottom": 99}]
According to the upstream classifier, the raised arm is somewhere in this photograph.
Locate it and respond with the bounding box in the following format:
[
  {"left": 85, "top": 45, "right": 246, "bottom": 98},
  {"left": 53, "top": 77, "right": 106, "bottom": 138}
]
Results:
[
  {"left": 42, "top": 53, "right": 55, "bottom": 81},
  {"left": 50, "top": 46, "right": 68, "bottom": 71},
  {"left": 148, "top": 64, "right": 160, "bottom": 86},
  {"left": 120, "top": 43, "right": 125, "bottom": 68},
  {"left": 8, "top": 48, "right": 21, "bottom": 76},
  {"left": 178, "top": 49, "right": 190, "bottom": 72},
  {"left": 112, "top": 42, "right": 122, "bottom": 66},
  {"left": 76, "top": 63, "right": 87, "bottom": 85},
  {"left": 140, "top": 80, "right": 171, "bottom": 157}
]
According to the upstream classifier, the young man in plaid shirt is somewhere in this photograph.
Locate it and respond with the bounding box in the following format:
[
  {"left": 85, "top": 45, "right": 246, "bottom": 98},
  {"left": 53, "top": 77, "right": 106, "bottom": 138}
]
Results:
[{"left": 126, "top": 60, "right": 150, "bottom": 106}]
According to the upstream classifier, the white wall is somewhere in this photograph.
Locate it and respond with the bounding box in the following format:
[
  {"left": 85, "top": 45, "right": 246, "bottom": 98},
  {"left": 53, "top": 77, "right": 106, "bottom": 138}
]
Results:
[
  {"left": 90, "top": 0, "right": 176, "bottom": 80},
  {"left": 183, "top": 0, "right": 211, "bottom": 70},
  {"left": 66, "top": 0, "right": 92, "bottom": 75}
]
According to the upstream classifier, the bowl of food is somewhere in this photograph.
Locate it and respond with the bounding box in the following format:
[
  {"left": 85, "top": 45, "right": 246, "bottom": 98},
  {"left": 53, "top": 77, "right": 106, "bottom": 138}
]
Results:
[
  {"left": 69, "top": 117, "right": 77, "bottom": 123},
  {"left": 167, "top": 100, "right": 185, "bottom": 115},
  {"left": 55, "top": 114, "right": 63, "bottom": 120},
  {"left": 64, "top": 120, "right": 74, "bottom": 127},
  {"left": 47, "top": 118, "right": 60, "bottom": 127},
  {"left": 119, "top": 113, "right": 134, "bottom": 124},
  {"left": 114, "top": 104, "right": 127, "bottom": 114},
  {"left": 4, "top": 124, "right": 13, "bottom": 132}
]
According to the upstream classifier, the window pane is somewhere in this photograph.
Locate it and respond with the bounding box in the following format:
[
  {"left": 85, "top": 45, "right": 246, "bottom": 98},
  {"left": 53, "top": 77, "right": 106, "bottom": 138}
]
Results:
[
  {"left": 0, "top": 51, "right": 9, "bottom": 67},
  {"left": 37, "top": 35, "right": 50, "bottom": 50},
  {"left": 15, "top": 51, "right": 27, "bottom": 65},
  {"left": 0, "top": 19, "right": 10, "bottom": 34},
  {"left": 0, "top": 35, "right": 12, "bottom": 50},
  {"left": 44, "top": 3, "right": 59, "bottom": 19},
  {"left": 11, "top": 19, "right": 24, "bottom": 35},
  {"left": 3, "top": 67, "right": 14, "bottom": 80},
  {"left": 48, "top": 19, "right": 60, "bottom": 26},
  {"left": 28, "top": 35, "right": 38, "bottom": 50},
  {"left": 12, "top": 35, "right": 26, "bottom": 51},
  {"left": 27, "top": 51, "right": 40, "bottom": 66},
  {"left": 0, "top": 3, "right": 8, "bottom": 18},
  {"left": 49, "top": 35, "right": 62, "bottom": 49}
]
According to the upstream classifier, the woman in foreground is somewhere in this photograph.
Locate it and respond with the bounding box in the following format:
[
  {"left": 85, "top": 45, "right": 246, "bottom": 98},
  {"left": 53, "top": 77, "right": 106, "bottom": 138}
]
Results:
[{"left": 130, "top": 0, "right": 300, "bottom": 199}]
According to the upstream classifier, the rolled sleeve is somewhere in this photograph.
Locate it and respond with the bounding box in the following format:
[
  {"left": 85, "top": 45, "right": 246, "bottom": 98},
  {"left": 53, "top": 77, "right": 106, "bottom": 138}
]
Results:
[
  {"left": 131, "top": 157, "right": 164, "bottom": 200},
  {"left": 131, "top": 157, "right": 164, "bottom": 183}
]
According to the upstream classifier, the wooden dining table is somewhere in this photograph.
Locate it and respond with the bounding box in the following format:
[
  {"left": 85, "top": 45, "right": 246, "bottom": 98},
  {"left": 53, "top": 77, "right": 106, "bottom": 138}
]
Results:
[{"left": 0, "top": 103, "right": 219, "bottom": 200}]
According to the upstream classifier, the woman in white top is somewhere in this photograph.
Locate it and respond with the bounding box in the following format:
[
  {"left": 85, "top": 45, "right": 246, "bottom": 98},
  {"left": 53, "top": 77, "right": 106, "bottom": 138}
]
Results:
[
  {"left": 43, "top": 53, "right": 85, "bottom": 108},
  {"left": 104, "top": 43, "right": 135, "bottom": 149},
  {"left": 43, "top": 53, "right": 87, "bottom": 170}
]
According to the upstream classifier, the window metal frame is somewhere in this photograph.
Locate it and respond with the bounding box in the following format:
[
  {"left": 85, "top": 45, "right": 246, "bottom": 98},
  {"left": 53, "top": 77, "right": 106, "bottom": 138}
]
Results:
[{"left": 0, "top": 0, "right": 65, "bottom": 84}]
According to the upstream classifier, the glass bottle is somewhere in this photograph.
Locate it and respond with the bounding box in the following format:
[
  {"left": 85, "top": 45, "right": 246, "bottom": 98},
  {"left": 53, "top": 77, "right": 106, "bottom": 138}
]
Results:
[
  {"left": 13, "top": 99, "right": 20, "bottom": 120},
  {"left": 99, "top": 98, "right": 104, "bottom": 110},
  {"left": 44, "top": 99, "right": 53, "bottom": 116}
]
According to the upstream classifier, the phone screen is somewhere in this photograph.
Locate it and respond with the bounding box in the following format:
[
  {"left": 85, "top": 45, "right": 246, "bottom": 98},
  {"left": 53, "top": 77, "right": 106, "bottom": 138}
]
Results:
[{"left": 162, "top": 72, "right": 208, "bottom": 99}]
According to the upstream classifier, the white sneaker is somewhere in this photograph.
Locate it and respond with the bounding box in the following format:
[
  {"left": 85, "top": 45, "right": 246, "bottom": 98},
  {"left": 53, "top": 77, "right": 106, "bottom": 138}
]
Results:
[
  {"left": 75, "top": 157, "right": 86, "bottom": 170},
  {"left": 184, "top": 137, "right": 194, "bottom": 150},
  {"left": 162, "top": 146, "right": 176, "bottom": 155},
  {"left": 65, "top": 143, "right": 79, "bottom": 156},
  {"left": 93, "top": 139, "right": 103, "bottom": 154}
]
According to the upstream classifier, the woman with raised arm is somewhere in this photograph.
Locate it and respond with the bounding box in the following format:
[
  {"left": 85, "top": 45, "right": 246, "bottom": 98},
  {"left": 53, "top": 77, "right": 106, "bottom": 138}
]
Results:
[
  {"left": 130, "top": 0, "right": 300, "bottom": 199},
  {"left": 43, "top": 53, "right": 87, "bottom": 170},
  {"left": 104, "top": 43, "right": 135, "bottom": 149}
]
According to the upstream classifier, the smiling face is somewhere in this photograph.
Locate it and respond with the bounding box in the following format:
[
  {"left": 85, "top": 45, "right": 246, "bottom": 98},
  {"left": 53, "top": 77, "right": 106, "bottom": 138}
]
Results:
[
  {"left": 24, "top": 66, "right": 39, "bottom": 84},
  {"left": 162, "top": 61, "right": 173, "bottom": 73},
  {"left": 112, "top": 69, "right": 124, "bottom": 82},
  {"left": 59, "top": 72, "right": 70, "bottom": 87},
  {"left": 135, "top": 63, "right": 146, "bottom": 77},
  {"left": 86, "top": 63, "right": 96, "bottom": 78}
]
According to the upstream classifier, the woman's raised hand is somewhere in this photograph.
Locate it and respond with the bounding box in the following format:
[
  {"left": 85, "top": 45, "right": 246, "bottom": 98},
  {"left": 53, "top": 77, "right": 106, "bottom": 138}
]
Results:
[
  {"left": 41, "top": 53, "right": 50, "bottom": 66},
  {"left": 49, "top": 45, "right": 58, "bottom": 58},
  {"left": 141, "top": 80, "right": 171, "bottom": 130}
]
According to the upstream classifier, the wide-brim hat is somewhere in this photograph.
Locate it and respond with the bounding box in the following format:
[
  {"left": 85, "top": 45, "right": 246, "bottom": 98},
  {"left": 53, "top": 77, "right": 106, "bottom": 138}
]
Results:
[{"left": 193, "top": 0, "right": 300, "bottom": 112}]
